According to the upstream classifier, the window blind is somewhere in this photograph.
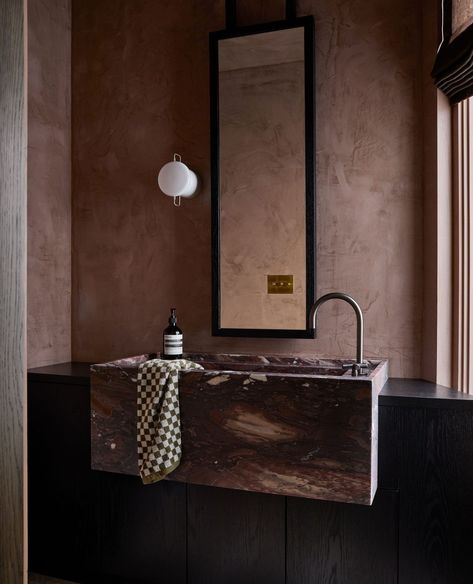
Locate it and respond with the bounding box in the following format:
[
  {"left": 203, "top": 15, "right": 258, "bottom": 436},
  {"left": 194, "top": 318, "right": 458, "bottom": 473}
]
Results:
[{"left": 432, "top": 0, "right": 473, "bottom": 104}]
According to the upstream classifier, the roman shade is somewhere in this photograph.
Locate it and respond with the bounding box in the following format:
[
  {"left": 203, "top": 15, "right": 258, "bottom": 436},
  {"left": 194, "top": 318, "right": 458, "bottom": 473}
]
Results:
[{"left": 432, "top": 0, "right": 473, "bottom": 104}]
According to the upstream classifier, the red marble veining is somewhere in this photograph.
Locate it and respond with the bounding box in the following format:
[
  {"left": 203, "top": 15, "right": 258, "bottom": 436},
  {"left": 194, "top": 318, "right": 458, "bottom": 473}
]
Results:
[{"left": 91, "top": 353, "right": 387, "bottom": 505}]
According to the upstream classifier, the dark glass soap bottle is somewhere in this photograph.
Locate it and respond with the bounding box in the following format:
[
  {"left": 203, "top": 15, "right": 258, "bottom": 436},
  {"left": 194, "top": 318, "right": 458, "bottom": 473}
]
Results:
[{"left": 162, "top": 308, "right": 183, "bottom": 360}]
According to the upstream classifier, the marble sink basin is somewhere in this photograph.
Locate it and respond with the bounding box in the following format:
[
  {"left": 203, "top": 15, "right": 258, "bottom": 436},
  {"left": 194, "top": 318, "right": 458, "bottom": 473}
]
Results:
[
  {"left": 91, "top": 353, "right": 388, "bottom": 505},
  {"left": 189, "top": 352, "right": 383, "bottom": 376}
]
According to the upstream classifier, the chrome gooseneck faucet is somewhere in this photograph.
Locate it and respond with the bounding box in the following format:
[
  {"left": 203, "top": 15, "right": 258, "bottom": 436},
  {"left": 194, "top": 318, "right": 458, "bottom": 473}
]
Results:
[{"left": 309, "top": 292, "right": 368, "bottom": 376}]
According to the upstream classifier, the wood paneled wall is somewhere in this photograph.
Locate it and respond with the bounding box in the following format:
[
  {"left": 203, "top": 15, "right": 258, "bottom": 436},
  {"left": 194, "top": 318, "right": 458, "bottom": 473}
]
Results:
[{"left": 0, "top": 0, "right": 27, "bottom": 581}]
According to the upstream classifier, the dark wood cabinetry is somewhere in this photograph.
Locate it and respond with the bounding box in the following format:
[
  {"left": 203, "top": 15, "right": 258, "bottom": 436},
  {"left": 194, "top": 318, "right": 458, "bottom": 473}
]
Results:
[
  {"left": 28, "top": 365, "right": 473, "bottom": 583},
  {"left": 286, "top": 490, "right": 399, "bottom": 584},
  {"left": 187, "top": 485, "right": 285, "bottom": 584},
  {"left": 28, "top": 377, "right": 101, "bottom": 578}
]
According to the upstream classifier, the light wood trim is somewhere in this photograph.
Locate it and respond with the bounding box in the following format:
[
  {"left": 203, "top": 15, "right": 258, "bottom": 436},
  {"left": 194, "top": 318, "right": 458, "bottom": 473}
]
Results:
[
  {"left": 421, "top": 0, "right": 453, "bottom": 386},
  {"left": 0, "top": 0, "right": 27, "bottom": 581},
  {"left": 460, "top": 101, "right": 465, "bottom": 390},
  {"left": 468, "top": 97, "right": 473, "bottom": 393},
  {"left": 453, "top": 101, "right": 463, "bottom": 391},
  {"left": 452, "top": 103, "right": 460, "bottom": 390},
  {"left": 452, "top": 98, "right": 473, "bottom": 394}
]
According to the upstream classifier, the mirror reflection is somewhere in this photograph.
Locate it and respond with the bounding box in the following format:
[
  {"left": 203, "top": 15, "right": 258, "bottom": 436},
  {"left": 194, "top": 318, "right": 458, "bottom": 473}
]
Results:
[{"left": 218, "top": 27, "right": 307, "bottom": 331}]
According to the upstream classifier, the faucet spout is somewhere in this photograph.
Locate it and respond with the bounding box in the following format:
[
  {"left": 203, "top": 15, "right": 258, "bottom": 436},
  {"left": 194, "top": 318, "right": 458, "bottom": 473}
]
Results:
[{"left": 309, "top": 292, "right": 364, "bottom": 366}]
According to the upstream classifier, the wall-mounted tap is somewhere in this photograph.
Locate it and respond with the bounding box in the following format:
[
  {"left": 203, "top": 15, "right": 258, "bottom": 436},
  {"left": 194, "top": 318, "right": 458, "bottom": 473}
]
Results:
[{"left": 309, "top": 292, "right": 368, "bottom": 376}]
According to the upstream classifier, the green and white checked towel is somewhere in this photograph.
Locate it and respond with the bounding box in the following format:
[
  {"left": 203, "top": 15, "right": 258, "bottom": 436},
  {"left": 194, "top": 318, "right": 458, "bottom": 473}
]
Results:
[{"left": 137, "top": 358, "right": 203, "bottom": 484}]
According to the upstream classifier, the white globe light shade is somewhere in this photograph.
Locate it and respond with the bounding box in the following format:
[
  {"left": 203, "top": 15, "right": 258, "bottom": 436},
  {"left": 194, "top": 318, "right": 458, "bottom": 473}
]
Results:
[{"left": 158, "top": 160, "right": 198, "bottom": 198}]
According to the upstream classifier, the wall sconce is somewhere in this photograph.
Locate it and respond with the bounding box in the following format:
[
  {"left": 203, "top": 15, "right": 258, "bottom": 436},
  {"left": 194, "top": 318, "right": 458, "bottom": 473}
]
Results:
[{"left": 157, "top": 154, "right": 199, "bottom": 207}]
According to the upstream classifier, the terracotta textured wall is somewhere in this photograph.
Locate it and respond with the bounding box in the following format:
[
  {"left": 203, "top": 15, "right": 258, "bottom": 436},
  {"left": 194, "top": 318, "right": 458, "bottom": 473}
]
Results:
[
  {"left": 452, "top": 0, "right": 473, "bottom": 38},
  {"left": 72, "top": 0, "right": 423, "bottom": 377},
  {"left": 28, "top": 0, "right": 71, "bottom": 368}
]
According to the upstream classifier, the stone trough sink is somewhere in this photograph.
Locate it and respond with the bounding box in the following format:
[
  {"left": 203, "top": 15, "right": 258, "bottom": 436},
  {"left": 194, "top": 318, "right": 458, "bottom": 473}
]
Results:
[{"left": 90, "top": 353, "right": 388, "bottom": 505}]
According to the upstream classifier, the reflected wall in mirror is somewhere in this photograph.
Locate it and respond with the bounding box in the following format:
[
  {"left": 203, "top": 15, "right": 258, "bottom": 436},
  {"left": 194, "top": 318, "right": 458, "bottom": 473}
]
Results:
[{"left": 211, "top": 17, "right": 315, "bottom": 338}]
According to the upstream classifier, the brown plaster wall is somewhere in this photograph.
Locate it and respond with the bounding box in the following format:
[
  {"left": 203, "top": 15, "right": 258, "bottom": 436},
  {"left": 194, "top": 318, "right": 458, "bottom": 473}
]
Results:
[
  {"left": 28, "top": 0, "right": 71, "bottom": 368},
  {"left": 452, "top": 0, "right": 473, "bottom": 39},
  {"left": 72, "top": 0, "right": 423, "bottom": 377}
]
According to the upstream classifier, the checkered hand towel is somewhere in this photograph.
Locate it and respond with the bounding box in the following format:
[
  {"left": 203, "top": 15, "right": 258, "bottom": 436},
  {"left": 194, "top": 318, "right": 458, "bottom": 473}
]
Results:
[{"left": 137, "top": 358, "right": 203, "bottom": 484}]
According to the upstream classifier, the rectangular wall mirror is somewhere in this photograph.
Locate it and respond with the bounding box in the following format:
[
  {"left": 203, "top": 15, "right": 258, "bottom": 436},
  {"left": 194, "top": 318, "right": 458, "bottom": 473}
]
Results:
[{"left": 210, "top": 16, "right": 315, "bottom": 338}]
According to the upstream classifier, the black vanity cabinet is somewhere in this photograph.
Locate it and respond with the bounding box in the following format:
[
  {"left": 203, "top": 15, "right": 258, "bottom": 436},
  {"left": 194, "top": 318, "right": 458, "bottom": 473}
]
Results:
[
  {"left": 28, "top": 365, "right": 100, "bottom": 578},
  {"left": 28, "top": 365, "right": 473, "bottom": 584},
  {"left": 28, "top": 364, "right": 186, "bottom": 584}
]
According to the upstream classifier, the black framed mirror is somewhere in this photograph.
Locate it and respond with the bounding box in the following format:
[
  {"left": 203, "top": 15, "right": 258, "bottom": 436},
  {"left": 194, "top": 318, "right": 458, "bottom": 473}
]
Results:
[{"left": 210, "top": 16, "right": 315, "bottom": 338}]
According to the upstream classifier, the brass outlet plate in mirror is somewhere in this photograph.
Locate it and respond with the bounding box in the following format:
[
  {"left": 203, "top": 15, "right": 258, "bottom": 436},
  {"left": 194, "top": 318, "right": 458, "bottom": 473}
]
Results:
[{"left": 267, "top": 275, "right": 294, "bottom": 294}]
